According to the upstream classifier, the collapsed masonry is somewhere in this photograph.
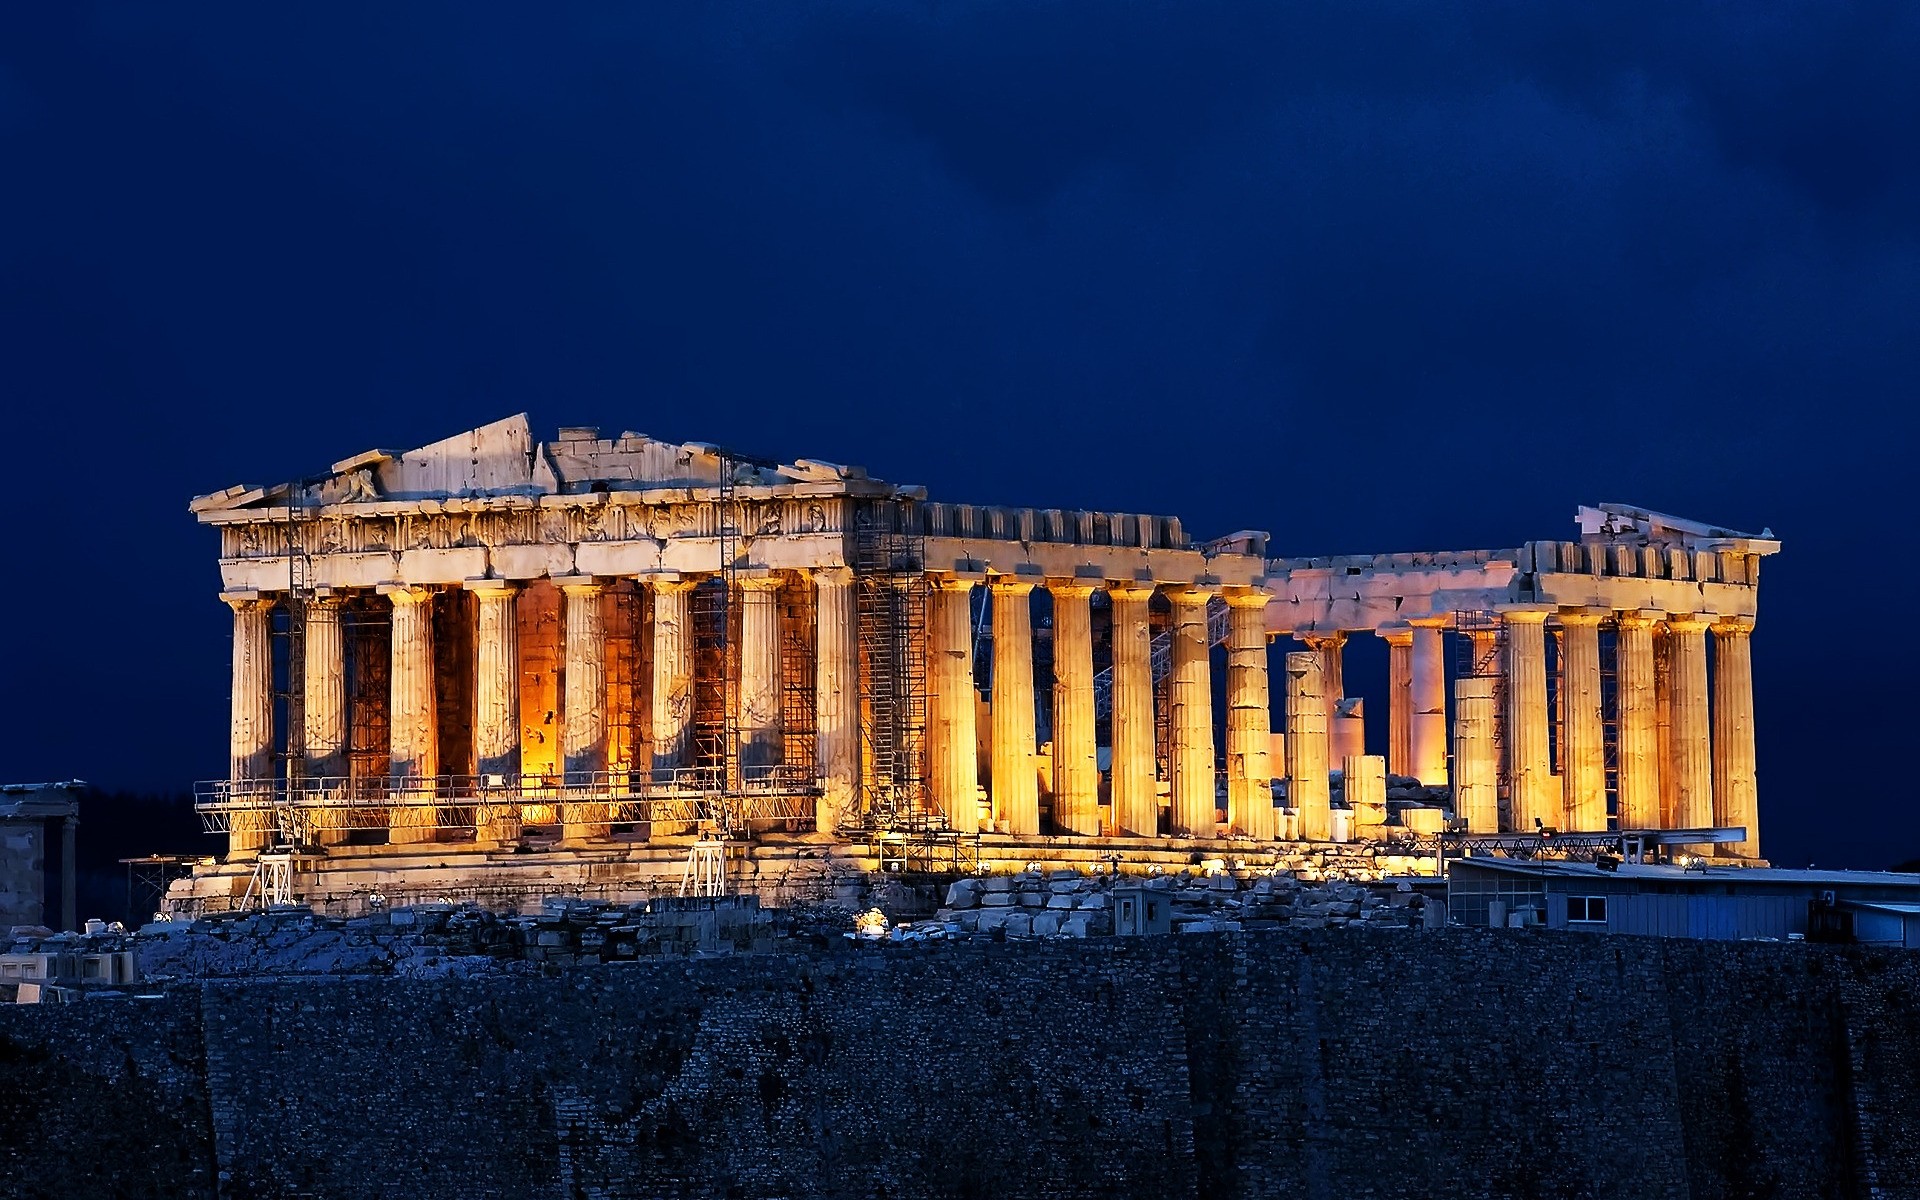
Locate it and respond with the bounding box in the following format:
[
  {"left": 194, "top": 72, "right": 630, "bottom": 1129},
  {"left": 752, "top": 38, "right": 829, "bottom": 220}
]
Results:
[{"left": 175, "top": 415, "right": 1774, "bottom": 913}]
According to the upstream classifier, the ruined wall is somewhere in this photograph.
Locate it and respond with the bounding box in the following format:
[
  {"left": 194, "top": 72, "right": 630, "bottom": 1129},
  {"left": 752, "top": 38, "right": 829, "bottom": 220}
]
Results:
[
  {"left": 0, "top": 819, "right": 46, "bottom": 928},
  {"left": 4, "top": 932, "right": 1920, "bottom": 1200}
]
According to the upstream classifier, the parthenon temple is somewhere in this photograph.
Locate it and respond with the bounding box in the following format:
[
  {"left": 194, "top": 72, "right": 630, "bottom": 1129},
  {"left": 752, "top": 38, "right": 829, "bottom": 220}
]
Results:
[{"left": 178, "top": 416, "right": 1776, "bottom": 908}]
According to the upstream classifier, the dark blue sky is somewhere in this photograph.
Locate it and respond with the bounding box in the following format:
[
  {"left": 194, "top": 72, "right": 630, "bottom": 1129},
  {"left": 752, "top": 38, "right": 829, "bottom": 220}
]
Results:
[{"left": 3, "top": 4, "right": 1913, "bottom": 866}]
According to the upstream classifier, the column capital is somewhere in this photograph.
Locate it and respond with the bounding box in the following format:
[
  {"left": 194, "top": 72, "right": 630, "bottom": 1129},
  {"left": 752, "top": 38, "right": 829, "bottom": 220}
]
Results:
[
  {"left": 988, "top": 577, "right": 1036, "bottom": 596},
  {"left": 1296, "top": 630, "right": 1347, "bottom": 649},
  {"left": 1406, "top": 615, "right": 1452, "bottom": 630},
  {"left": 732, "top": 572, "right": 786, "bottom": 594},
  {"left": 1107, "top": 581, "right": 1157, "bottom": 603},
  {"left": 1046, "top": 580, "right": 1098, "bottom": 600},
  {"left": 220, "top": 590, "right": 270, "bottom": 611},
  {"left": 463, "top": 577, "right": 521, "bottom": 598},
  {"left": 376, "top": 583, "right": 437, "bottom": 606},
  {"left": 1614, "top": 608, "right": 1664, "bottom": 629},
  {"left": 1556, "top": 607, "right": 1609, "bottom": 627},
  {"left": 644, "top": 573, "right": 703, "bottom": 595},
  {"left": 550, "top": 574, "right": 606, "bottom": 596},
  {"left": 1164, "top": 584, "right": 1216, "bottom": 608},
  {"left": 1377, "top": 626, "right": 1415, "bottom": 646},
  {"left": 1711, "top": 614, "right": 1756, "bottom": 636},
  {"left": 808, "top": 565, "right": 855, "bottom": 588},
  {"left": 1222, "top": 587, "right": 1272, "bottom": 610},
  {"left": 1497, "top": 606, "right": 1553, "bottom": 625},
  {"left": 1665, "top": 613, "right": 1714, "bottom": 633},
  {"left": 930, "top": 570, "right": 986, "bottom": 592}
]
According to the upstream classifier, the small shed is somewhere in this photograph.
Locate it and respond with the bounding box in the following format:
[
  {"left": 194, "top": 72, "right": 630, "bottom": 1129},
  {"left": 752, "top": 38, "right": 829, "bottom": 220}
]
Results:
[
  {"left": 1841, "top": 901, "right": 1920, "bottom": 949},
  {"left": 1112, "top": 885, "right": 1173, "bottom": 936}
]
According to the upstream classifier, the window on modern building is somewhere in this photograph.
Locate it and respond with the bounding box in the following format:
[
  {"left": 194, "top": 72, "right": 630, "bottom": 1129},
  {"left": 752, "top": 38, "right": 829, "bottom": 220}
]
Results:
[{"left": 1567, "top": 896, "right": 1608, "bottom": 923}]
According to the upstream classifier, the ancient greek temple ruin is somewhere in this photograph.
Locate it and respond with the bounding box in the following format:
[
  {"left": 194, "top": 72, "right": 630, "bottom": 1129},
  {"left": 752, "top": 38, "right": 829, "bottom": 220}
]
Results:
[{"left": 179, "top": 416, "right": 1775, "bottom": 909}]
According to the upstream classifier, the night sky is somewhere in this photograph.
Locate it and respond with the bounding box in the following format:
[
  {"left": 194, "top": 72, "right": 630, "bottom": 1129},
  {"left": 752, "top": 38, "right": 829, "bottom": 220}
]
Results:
[{"left": 3, "top": 5, "right": 1914, "bottom": 868}]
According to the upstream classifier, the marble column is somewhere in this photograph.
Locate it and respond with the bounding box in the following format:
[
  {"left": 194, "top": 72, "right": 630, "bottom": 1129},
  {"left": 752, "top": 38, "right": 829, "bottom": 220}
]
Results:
[
  {"left": 1712, "top": 616, "right": 1759, "bottom": 857},
  {"left": 558, "top": 579, "right": 608, "bottom": 841},
  {"left": 736, "top": 574, "right": 785, "bottom": 775},
  {"left": 1050, "top": 582, "right": 1099, "bottom": 836},
  {"left": 1409, "top": 618, "right": 1450, "bottom": 787},
  {"left": 226, "top": 594, "right": 274, "bottom": 857},
  {"left": 1381, "top": 629, "right": 1414, "bottom": 778},
  {"left": 989, "top": 579, "right": 1038, "bottom": 836},
  {"left": 1655, "top": 627, "right": 1675, "bottom": 828},
  {"left": 1285, "top": 651, "right": 1331, "bottom": 842},
  {"left": 813, "top": 567, "right": 859, "bottom": 835},
  {"left": 1110, "top": 584, "right": 1158, "bottom": 837},
  {"left": 1344, "top": 754, "right": 1388, "bottom": 827},
  {"left": 303, "top": 595, "right": 347, "bottom": 781},
  {"left": 1613, "top": 611, "right": 1660, "bottom": 831},
  {"left": 1666, "top": 614, "right": 1715, "bottom": 833},
  {"left": 1452, "top": 677, "right": 1499, "bottom": 833},
  {"left": 928, "top": 576, "right": 980, "bottom": 831},
  {"left": 384, "top": 585, "right": 438, "bottom": 845},
  {"left": 1502, "top": 608, "right": 1553, "bottom": 833},
  {"left": 1299, "top": 631, "right": 1346, "bottom": 726},
  {"left": 649, "top": 577, "right": 698, "bottom": 776},
  {"left": 1167, "top": 587, "right": 1217, "bottom": 838},
  {"left": 1558, "top": 610, "right": 1607, "bottom": 831},
  {"left": 469, "top": 580, "right": 521, "bottom": 843},
  {"left": 1225, "top": 591, "right": 1275, "bottom": 840}
]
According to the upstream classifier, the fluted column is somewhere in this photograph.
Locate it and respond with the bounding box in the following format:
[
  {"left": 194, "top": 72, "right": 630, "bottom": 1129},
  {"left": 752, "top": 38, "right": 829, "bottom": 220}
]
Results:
[
  {"left": 928, "top": 576, "right": 980, "bottom": 831},
  {"left": 384, "top": 585, "right": 438, "bottom": 845},
  {"left": 558, "top": 579, "right": 608, "bottom": 841},
  {"left": 649, "top": 577, "right": 698, "bottom": 776},
  {"left": 1299, "top": 631, "right": 1346, "bottom": 726},
  {"left": 1409, "top": 618, "right": 1450, "bottom": 787},
  {"left": 1502, "top": 608, "right": 1553, "bottom": 833},
  {"left": 1344, "top": 754, "right": 1387, "bottom": 827},
  {"left": 1712, "top": 616, "right": 1759, "bottom": 857},
  {"left": 1655, "top": 627, "right": 1675, "bottom": 827},
  {"left": 1285, "top": 651, "right": 1331, "bottom": 842},
  {"left": 1049, "top": 582, "right": 1099, "bottom": 836},
  {"left": 813, "top": 567, "right": 859, "bottom": 835},
  {"left": 1167, "top": 587, "right": 1217, "bottom": 838},
  {"left": 1109, "top": 584, "right": 1158, "bottom": 837},
  {"left": 1614, "top": 611, "right": 1660, "bottom": 831},
  {"left": 301, "top": 595, "right": 348, "bottom": 846},
  {"left": 226, "top": 594, "right": 274, "bottom": 858},
  {"left": 1226, "top": 591, "right": 1275, "bottom": 840},
  {"left": 989, "top": 579, "right": 1038, "bottom": 835},
  {"left": 469, "top": 580, "right": 521, "bottom": 844},
  {"left": 1382, "top": 629, "right": 1413, "bottom": 778},
  {"left": 1452, "top": 677, "right": 1498, "bottom": 833},
  {"left": 1667, "top": 614, "right": 1715, "bottom": 834},
  {"left": 1558, "top": 610, "right": 1606, "bottom": 831},
  {"left": 736, "top": 574, "right": 784, "bottom": 774}
]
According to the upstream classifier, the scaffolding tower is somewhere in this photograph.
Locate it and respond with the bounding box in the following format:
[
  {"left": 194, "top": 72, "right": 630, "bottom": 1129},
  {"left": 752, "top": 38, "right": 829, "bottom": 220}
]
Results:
[{"left": 852, "top": 497, "right": 930, "bottom": 831}]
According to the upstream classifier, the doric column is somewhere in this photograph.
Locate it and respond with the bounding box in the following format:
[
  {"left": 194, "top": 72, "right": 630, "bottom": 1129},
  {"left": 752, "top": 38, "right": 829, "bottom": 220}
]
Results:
[
  {"left": 989, "top": 579, "right": 1038, "bottom": 835},
  {"left": 1666, "top": 614, "right": 1715, "bottom": 833},
  {"left": 1345, "top": 754, "right": 1387, "bottom": 827},
  {"left": 735, "top": 574, "right": 785, "bottom": 774},
  {"left": 812, "top": 567, "right": 859, "bottom": 835},
  {"left": 1452, "top": 677, "right": 1499, "bottom": 832},
  {"left": 469, "top": 580, "right": 521, "bottom": 844},
  {"left": 383, "top": 585, "right": 438, "bottom": 845},
  {"left": 1109, "top": 584, "right": 1158, "bottom": 837},
  {"left": 1285, "top": 651, "right": 1331, "bottom": 841},
  {"left": 225, "top": 593, "right": 274, "bottom": 857},
  {"left": 928, "top": 576, "right": 980, "bottom": 831},
  {"left": 1655, "top": 627, "right": 1675, "bottom": 827},
  {"left": 560, "top": 578, "right": 610, "bottom": 841},
  {"left": 1298, "top": 631, "right": 1346, "bottom": 725},
  {"left": 1049, "top": 582, "right": 1099, "bottom": 836},
  {"left": 303, "top": 595, "right": 347, "bottom": 780},
  {"left": 649, "top": 576, "right": 698, "bottom": 775},
  {"left": 1409, "top": 618, "right": 1450, "bottom": 787},
  {"left": 1381, "top": 629, "right": 1413, "bottom": 778},
  {"left": 1167, "top": 587, "right": 1217, "bottom": 838},
  {"left": 1712, "top": 616, "right": 1759, "bottom": 857},
  {"left": 1225, "top": 590, "right": 1275, "bottom": 840},
  {"left": 1613, "top": 611, "right": 1661, "bottom": 831},
  {"left": 1502, "top": 608, "right": 1553, "bottom": 833},
  {"left": 1558, "top": 609, "right": 1607, "bottom": 831}
]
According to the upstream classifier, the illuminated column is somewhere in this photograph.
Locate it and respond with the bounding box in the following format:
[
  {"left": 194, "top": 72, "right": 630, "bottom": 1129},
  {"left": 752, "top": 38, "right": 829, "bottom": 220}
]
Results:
[
  {"left": 1167, "top": 587, "right": 1217, "bottom": 838},
  {"left": 1655, "top": 628, "right": 1675, "bottom": 827},
  {"left": 812, "top": 567, "right": 859, "bottom": 835},
  {"left": 1666, "top": 614, "right": 1715, "bottom": 833},
  {"left": 928, "top": 576, "right": 980, "bottom": 831},
  {"left": 1109, "top": 584, "right": 1158, "bottom": 837},
  {"left": 1409, "top": 618, "right": 1450, "bottom": 787},
  {"left": 1049, "top": 582, "right": 1099, "bottom": 836},
  {"left": 1613, "top": 611, "right": 1660, "bottom": 831},
  {"left": 1712, "top": 616, "right": 1759, "bottom": 857},
  {"left": 1381, "top": 629, "right": 1413, "bottom": 778},
  {"left": 989, "top": 579, "right": 1038, "bottom": 836},
  {"left": 1471, "top": 628, "right": 1504, "bottom": 765},
  {"left": 225, "top": 593, "right": 274, "bottom": 858},
  {"left": 558, "top": 579, "right": 608, "bottom": 842},
  {"left": 1558, "top": 610, "right": 1606, "bottom": 831},
  {"left": 303, "top": 595, "right": 347, "bottom": 779},
  {"left": 1452, "top": 677, "right": 1498, "bottom": 833},
  {"left": 1299, "top": 631, "right": 1346, "bottom": 725},
  {"left": 736, "top": 574, "right": 784, "bottom": 773},
  {"left": 1285, "top": 651, "right": 1331, "bottom": 842},
  {"left": 384, "top": 585, "right": 438, "bottom": 845},
  {"left": 1502, "top": 608, "right": 1553, "bottom": 832},
  {"left": 1226, "top": 591, "right": 1275, "bottom": 840},
  {"left": 469, "top": 580, "right": 521, "bottom": 843},
  {"left": 649, "top": 576, "right": 698, "bottom": 775},
  {"left": 1344, "top": 754, "right": 1387, "bottom": 827}
]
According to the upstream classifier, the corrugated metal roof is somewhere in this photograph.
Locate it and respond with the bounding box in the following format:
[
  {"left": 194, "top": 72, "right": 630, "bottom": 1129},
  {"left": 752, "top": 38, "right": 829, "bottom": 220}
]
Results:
[{"left": 1448, "top": 859, "right": 1920, "bottom": 889}]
